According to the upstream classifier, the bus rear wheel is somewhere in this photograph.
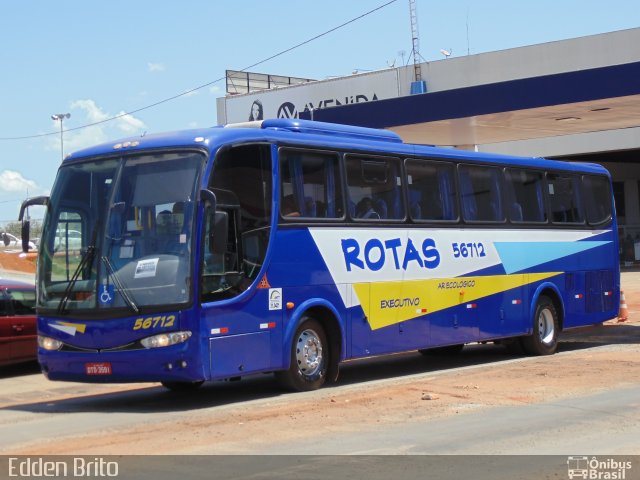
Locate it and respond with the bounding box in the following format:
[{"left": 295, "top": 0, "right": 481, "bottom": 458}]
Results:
[
  {"left": 521, "top": 295, "right": 559, "bottom": 355},
  {"left": 276, "top": 318, "right": 328, "bottom": 392}
]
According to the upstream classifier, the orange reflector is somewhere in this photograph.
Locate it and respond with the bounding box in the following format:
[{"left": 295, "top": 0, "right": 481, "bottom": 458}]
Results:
[
  {"left": 257, "top": 275, "right": 271, "bottom": 289},
  {"left": 286, "top": 302, "right": 295, "bottom": 310}
]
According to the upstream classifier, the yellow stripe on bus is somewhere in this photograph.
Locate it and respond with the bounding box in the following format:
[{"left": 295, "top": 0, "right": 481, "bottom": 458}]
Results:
[
  {"left": 353, "top": 272, "right": 562, "bottom": 330},
  {"left": 57, "top": 321, "right": 87, "bottom": 334}
]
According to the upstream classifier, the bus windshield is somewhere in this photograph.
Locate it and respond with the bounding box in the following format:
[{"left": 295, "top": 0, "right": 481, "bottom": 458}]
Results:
[{"left": 38, "top": 151, "right": 204, "bottom": 314}]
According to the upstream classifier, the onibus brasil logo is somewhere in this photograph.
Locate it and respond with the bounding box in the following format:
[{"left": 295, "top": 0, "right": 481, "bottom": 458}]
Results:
[{"left": 567, "top": 456, "right": 633, "bottom": 479}]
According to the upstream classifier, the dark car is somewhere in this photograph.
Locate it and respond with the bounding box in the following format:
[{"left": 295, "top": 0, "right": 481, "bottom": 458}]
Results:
[{"left": 0, "top": 279, "right": 36, "bottom": 366}]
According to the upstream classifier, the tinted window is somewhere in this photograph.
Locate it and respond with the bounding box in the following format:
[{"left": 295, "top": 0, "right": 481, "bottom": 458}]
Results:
[
  {"left": 6, "top": 289, "right": 36, "bottom": 315},
  {"left": 346, "top": 155, "right": 404, "bottom": 220},
  {"left": 405, "top": 159, "right": 458, "bottom": 221},
  {"left": 280, "top": 150, "right": 342, "bottom": 219},
  {"left": 504, "top": 169, "right": 546, "bottom": 223},
  {"left": 203, "top": 144, "right": 273, "bottom": 302},
  {"left": 0, "top": 295, "right": 8, "bottom": 316},
  {"left": 458, "top": 165, "right": 504, "bottom": 222},
  {"left": 583, "top": 175, "right": 612, "bottom": 225},
  {"left": 547, "top": 174, "right": 584, "bottom": 224}
]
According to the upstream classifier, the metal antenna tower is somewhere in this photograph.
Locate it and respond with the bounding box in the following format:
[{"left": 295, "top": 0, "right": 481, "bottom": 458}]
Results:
[{"left": 409, "top": 0, "right": 422, "bottom": 82}]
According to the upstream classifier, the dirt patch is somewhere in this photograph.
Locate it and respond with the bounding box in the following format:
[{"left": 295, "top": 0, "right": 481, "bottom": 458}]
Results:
[
  {"left": 7, "top": 333, "right": 640, "bottom": 455},
  {"left": 0, "top": 251, "right": 36, "bottom": 274}
]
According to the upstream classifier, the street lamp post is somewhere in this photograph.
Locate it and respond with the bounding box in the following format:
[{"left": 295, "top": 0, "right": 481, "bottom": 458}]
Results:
[{"left": 51, "top": 113, "right": 70, "bottom": 161}]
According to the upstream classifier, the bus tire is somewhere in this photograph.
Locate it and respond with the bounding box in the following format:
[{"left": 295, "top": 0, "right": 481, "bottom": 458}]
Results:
[
  {"left": 161, "top": 380, "right": 204, "bottom": 392},
  {"left": 521, "top": 295, "right": 559, "bottom": 355},
  {"left": 419, "top": 344, "right": 464, "bottom": 356},
  {"left": 276, "top": 317, "right": 328, "bottom": 392}
]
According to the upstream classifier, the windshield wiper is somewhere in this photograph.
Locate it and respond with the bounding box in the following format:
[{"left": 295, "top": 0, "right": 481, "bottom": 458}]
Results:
[
  {"left": 57, "top": 244, "right": 97, "bottom": 314},
  {"left": 101, "top": 256, "right": 139, "bottom": 313}
]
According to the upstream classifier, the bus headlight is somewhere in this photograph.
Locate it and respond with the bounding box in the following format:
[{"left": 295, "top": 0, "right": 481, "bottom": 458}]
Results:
[
  {"left": 38, "top": 336, "right": 63, "bottom": 351},
  {"left": 140, "top": 331, "right": 192, "bottom": 349}
]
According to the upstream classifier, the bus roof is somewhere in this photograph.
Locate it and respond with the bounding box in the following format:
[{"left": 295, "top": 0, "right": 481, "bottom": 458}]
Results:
[{"left": 63, "top": 119, "right": 609, "bottom": 176}]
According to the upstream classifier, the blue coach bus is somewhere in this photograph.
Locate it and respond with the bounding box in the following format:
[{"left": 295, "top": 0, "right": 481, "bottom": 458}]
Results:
[{"left": 20, "top": 119, "right": 619, "bottom": 391}]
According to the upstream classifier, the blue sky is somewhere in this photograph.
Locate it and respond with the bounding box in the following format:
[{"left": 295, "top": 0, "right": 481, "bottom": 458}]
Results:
[{"left": 0, "top": 0, "right": 638, "bottom": 222}]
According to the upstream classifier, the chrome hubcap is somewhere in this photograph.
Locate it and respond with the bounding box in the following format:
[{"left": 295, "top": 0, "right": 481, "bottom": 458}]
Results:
[
  {"left": 538, "top": 308, "right": 555, "bottom": 345},
  {"left": 296, "top": 328, "right": 323, "bottom": 376}
]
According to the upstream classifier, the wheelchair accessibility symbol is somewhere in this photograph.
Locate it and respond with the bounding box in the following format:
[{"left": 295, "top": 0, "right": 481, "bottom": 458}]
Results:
[{"left": 99, "top": 284, "right": 115, "bottom": 305}]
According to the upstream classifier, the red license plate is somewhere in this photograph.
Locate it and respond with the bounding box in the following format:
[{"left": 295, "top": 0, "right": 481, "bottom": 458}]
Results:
[{"left": 85, "top": 362, "right": 112, "bottom": 375}]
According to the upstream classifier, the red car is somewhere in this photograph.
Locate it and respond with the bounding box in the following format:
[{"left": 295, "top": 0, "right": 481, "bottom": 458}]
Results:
[{"left": 0, "top": 279, "right": 37, "bottom": 366}]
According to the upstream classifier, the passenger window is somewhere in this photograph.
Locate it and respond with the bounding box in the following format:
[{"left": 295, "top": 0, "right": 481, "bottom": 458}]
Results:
[
  {"left": 405, "top": 159, "right": 458, "bottom": 221},
  {"left": 504, "top": 169, "right": 546, "bottom": 223},
  {"left": 458, "top": 165, "right": 504, "bottom": 222},
  {"left": 583, "top": 175, "right": 612, "bottom": 225},
  {"left": 346, "top": 155, "right": 404, "bottom": 220},
  {"left": 280, "top": 150, "right": 342, "bottom": 219},
  {"left": 547, "top": 174, "right": 584, "bottom": 224}
]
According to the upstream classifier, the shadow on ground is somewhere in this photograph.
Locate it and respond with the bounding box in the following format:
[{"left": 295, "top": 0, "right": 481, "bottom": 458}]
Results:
[{"left": 3, "top": 322, "right": 637, "bottom": 416}]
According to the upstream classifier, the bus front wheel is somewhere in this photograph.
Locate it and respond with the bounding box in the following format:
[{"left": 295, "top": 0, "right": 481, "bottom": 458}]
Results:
[
  {"left": 276, "top": 318, "right": 328, "bottom": 392},
  {"left": 521, "top": 295, "right": 559, "bottom": 355}
]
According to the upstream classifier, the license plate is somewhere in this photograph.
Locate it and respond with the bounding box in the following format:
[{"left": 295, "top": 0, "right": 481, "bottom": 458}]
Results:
[{"left": 85, "top": 362, "right": 112, "bottom": 375}]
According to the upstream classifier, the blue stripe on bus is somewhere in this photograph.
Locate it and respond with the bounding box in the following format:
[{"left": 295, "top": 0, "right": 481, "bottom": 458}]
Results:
[{"left": 494, "top": 241, "right": 611, "bottom": 274}]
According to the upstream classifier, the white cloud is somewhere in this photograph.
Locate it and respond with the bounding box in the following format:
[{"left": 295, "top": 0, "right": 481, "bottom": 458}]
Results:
[
  {"left": 50, "top": 100, "right": 148, "bottom": 153},
  {"left": 209, "top": 85, "right": 221, "bottom": 94},
  {"left": 0, "top": 170, "right": 38, "bottom": 193},
  {"left": 114, "top": 111, "right": 147, "bottom": 133},
  {"left": 147, "top": 62, "right": 166, "bottom": 72},
  {"left": 70, "top": 99, "right": 110, "bottom": 123}
]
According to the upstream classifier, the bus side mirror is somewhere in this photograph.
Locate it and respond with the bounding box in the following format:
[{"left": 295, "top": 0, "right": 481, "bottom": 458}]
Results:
[
  {"left": 200, "top": 189, "right": 217, "bottom": 213},
  {"left": 210, "top": 211, "right": 228, "bottom": 255},
  {"left": 21, "top": 221, "right": 30, "bottom": 252},
  {"left": 18, "top": 195, "right": 49, "bottom": 254}
]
